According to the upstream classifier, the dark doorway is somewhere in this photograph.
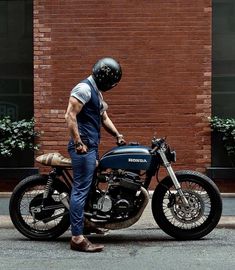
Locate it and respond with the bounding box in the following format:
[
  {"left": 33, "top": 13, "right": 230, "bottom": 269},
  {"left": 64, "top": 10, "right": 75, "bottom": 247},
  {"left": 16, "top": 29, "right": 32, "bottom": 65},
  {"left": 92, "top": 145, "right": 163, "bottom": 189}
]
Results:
[{"left": 0, "top": 0, "right": 33, "bottom": 167}]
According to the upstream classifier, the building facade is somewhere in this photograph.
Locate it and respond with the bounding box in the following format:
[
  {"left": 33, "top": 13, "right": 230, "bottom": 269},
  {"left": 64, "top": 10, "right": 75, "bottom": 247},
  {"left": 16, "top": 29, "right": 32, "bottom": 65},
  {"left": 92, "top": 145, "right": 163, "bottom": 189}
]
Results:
[{"left": 0, "top": 0, "right": 234, "bottom": 191}]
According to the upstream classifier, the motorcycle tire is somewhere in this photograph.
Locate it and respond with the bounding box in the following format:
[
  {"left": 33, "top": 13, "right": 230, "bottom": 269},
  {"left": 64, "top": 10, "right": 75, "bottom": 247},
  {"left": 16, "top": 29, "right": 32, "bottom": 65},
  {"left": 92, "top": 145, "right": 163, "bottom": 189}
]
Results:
[
  {"left": 152, "top": 170, "right": 222, "bottom": 240},
  {"left": 9, "top": 174, "right": 70, "bottom": 240}
]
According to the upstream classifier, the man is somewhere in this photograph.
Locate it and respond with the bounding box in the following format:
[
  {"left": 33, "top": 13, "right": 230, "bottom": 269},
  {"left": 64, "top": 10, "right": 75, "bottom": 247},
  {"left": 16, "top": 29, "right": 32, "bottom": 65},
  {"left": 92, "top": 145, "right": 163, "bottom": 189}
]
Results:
[{"left": 65, "top": 57, "right": 125, "bottom": 252}]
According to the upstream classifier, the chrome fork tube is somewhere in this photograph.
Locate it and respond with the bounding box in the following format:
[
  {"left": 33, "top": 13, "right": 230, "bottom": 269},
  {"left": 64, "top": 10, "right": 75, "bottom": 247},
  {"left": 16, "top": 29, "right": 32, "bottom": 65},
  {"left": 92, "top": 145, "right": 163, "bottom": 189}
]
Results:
[{"left": 158, "top": 149, "right": 189, "bottom": 206}]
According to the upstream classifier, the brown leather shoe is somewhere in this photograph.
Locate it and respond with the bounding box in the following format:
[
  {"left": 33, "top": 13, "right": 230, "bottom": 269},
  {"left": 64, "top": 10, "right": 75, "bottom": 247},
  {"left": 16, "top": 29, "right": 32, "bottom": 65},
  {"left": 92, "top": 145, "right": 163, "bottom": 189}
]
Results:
[{"left": 70, "top": 238, "right": 104, "bottom": 252}]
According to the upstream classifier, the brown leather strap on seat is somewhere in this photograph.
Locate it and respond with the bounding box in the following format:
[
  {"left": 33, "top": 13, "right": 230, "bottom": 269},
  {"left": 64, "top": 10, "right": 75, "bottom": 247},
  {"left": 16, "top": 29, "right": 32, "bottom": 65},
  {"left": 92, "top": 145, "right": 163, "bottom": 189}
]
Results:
[{"left": 35, "top": 153, "right": 72, "bottom": 167}]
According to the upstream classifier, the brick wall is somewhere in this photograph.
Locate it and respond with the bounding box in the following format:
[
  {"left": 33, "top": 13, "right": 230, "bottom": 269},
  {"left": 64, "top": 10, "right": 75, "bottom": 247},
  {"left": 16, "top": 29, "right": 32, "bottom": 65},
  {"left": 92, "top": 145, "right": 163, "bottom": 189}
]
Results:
[{"left": 34, "top": 0, "right": 212, "bottom": 180}]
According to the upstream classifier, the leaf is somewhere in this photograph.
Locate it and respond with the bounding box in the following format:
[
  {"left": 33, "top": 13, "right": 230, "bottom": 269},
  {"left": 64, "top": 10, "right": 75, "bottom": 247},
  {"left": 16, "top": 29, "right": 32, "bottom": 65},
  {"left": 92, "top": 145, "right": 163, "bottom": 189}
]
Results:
[
  {"left": 210, "top": 116, "right": 235, "bottom": 159},
  {"left": 0, "top": 116, "right": 40, "bottom": 157}
]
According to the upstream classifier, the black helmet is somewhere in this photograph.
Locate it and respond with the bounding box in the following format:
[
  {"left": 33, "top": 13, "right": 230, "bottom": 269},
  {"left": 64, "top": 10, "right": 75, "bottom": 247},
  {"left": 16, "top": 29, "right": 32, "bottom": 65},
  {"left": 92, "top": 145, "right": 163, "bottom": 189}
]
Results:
[{"left": 92, "top": 57, "right": 122, "bottom": 92}]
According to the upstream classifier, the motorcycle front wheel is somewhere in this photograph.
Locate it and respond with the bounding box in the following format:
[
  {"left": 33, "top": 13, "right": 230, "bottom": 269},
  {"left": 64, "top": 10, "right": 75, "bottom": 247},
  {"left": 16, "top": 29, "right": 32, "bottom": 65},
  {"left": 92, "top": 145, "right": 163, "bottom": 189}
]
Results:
[
  {"left": 152, "top": 170, "right": 222, "bottom": 240},
  {"left": 9, "top": 174, "right": 70, "bottom": 240}
]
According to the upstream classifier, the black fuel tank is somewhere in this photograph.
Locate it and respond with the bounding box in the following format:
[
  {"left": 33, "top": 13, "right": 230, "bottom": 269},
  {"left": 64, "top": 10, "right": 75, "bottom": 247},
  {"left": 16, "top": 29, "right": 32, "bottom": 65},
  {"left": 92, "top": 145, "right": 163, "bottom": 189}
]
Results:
[{"left": 99, "top": 145, "right": 152, "bottom": 170}]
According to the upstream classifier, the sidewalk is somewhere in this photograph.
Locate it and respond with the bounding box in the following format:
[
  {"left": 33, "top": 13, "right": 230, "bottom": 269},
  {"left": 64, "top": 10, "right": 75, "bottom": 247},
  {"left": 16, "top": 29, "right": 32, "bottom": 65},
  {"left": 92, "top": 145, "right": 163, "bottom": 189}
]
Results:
[{"left": 0, "top": 193, "right": 235, "bottom": 229}]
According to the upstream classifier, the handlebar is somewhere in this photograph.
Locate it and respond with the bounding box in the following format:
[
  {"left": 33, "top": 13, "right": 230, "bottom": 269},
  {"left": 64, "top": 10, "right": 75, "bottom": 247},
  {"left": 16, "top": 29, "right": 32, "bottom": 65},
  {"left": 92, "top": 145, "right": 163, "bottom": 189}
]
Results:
[{"left": 116, "top": 141, "right": 127, "bottom": 147}]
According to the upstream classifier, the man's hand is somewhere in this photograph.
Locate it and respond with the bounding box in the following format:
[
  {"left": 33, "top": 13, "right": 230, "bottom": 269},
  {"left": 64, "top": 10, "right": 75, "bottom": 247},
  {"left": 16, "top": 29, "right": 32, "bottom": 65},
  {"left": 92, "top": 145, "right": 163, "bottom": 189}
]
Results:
[
  {"left": 116, "top": 134, "right": 126, "bottom": 146},
  {"left": 75, "top": 142, "right": 88, "bottom": 154}
]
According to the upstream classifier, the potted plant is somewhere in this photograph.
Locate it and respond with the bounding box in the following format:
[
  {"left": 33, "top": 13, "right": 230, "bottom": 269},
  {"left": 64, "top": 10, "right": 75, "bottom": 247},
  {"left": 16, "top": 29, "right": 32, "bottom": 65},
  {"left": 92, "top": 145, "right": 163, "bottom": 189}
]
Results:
[
  {"left": 0, "top": 117, "right": 40, "bottom": 166},
  {"left": 210, "top": 116, "right": 235, "bottom": 167}
]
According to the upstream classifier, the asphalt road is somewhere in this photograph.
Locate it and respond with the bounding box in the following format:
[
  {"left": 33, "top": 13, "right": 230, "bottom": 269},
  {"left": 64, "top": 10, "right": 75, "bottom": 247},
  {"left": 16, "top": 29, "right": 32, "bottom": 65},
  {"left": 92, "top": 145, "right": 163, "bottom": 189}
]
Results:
[{"left": 0, "top": 227, "right": 234, "bottom": 270}]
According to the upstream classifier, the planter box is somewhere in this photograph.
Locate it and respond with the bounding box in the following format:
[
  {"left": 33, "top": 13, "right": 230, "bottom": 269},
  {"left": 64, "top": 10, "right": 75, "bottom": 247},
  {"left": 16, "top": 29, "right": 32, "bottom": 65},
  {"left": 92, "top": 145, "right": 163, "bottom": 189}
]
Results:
[
  {"left": 206, "top": 167, "right": 235, "bottom": 192},
  {"left": 0, "top": 167, "right": 39, "bottom": 191},
  {"left": 206, "top": 167, "right": 235, "bottom": 180}
]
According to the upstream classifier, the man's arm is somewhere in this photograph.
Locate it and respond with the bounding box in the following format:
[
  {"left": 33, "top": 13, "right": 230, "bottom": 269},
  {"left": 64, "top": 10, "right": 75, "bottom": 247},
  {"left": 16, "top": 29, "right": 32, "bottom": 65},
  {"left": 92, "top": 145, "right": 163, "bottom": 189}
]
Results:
[
  {"left": 102, "top": 111, "right": 126, "bottom": 145},
  {"left": 65, "top": 97, "right": 87, "bottom": 153}
]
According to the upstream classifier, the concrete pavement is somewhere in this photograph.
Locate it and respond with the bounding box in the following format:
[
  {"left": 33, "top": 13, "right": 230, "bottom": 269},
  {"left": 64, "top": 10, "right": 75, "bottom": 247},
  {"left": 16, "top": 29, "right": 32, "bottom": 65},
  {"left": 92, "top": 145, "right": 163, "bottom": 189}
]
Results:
[{"left": 0, "top": 192, "right": 234, "bottom": 229}]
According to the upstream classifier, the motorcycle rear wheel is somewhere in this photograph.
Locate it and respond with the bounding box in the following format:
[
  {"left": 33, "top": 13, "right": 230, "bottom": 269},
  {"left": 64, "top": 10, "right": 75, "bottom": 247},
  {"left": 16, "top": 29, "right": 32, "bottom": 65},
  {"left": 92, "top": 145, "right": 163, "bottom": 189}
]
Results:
[
  {"left": 9, "top": 174, "right": 70, "bottom": 240},
  {"left": 152, "top": 170, "right": 222, "bottom": 240}
]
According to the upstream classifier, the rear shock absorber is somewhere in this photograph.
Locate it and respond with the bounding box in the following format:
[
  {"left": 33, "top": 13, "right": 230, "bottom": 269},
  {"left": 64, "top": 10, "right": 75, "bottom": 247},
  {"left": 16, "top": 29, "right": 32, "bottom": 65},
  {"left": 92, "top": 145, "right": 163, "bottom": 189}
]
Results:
[{"left": 42, "top": 169, "right": 56, "bottom": 202}]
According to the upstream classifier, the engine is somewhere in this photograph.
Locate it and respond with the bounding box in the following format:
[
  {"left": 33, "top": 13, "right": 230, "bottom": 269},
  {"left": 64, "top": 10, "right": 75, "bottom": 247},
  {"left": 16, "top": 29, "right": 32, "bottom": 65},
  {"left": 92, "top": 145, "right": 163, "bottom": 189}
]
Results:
[{"left": 91, "top": 171, "right": 142, "bottom": 220}]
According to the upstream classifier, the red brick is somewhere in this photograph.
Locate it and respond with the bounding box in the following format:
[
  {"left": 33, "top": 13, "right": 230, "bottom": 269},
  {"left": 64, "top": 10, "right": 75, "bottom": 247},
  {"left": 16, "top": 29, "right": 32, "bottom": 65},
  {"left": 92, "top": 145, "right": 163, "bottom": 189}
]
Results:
[{"left": 34, "top": 0, "right": 212, "bottom": 182}]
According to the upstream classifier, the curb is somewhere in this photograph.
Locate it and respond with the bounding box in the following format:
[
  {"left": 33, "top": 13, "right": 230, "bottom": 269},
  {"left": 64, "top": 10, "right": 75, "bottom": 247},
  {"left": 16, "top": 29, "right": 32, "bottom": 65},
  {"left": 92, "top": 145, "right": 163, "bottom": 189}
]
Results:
[
  {"left": 1, "top": 198, "right": 235, "bottom": 230},
  {"left": 0, "top": 216, "right": 13, "bottom": 229},
  {"left": 1, "top": 215, "right": 235, "bottom": 230},
  {"left": 1, "top": 193, "right": 235, "bottom": 230},
  {"left": 216, "top": 216, "right": 235, "bottom": 229},
  {"left": 0, "top": 192, "right": 12, "bottom": 198},
  {"left": 1, "top": 192, "right": 235, "bottom": 198}
]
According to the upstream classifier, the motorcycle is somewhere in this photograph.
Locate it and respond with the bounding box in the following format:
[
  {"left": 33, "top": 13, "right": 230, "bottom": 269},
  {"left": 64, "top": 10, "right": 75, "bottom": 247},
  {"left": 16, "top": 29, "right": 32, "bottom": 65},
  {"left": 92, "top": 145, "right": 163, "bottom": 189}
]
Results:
[{"left": 9, "top": 137, "right": 222, "bottom": 240}]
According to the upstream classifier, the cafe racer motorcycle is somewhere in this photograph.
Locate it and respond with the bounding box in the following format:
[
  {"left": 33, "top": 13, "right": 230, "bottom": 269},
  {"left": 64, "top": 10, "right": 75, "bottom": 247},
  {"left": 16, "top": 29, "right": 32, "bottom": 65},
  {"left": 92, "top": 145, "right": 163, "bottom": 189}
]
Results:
[{"left": 9, "top": 137, "right": 222, "bottom": 240}]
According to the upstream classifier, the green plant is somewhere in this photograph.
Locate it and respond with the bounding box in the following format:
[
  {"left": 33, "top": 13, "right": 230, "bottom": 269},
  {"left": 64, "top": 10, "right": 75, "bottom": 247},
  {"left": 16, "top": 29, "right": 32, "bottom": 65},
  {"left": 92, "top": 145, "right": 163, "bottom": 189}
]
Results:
[
  {"left": 210, "top": 116, "right": 235, "bottom": 165},
  {"left": 0, "top": 117, "right": 40, "bottom": 157}
]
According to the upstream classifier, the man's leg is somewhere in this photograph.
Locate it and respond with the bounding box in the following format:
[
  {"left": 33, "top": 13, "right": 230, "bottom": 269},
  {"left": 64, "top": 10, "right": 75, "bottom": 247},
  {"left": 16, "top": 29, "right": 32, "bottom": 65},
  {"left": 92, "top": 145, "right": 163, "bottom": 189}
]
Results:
[
  {"left": 69, "top": 149, "right": 96, "bottom": 235},
  {"left": 69, "top": 148, "right": 104, "bottom": 252}
]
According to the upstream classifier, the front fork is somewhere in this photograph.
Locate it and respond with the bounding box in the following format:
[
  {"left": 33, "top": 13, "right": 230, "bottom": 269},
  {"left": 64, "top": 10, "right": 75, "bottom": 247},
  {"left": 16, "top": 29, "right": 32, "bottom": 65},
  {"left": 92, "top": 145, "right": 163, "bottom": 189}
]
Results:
[{"left": 158, "top": 149, "right": 189, "bottom": 206}]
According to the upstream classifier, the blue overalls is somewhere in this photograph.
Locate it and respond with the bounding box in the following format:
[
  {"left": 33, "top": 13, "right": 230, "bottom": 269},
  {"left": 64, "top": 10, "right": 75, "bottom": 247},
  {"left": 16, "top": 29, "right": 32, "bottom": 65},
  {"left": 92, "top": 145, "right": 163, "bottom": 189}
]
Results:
[{"left": 68, "top": 79, "right": 101, "bottom": 236}]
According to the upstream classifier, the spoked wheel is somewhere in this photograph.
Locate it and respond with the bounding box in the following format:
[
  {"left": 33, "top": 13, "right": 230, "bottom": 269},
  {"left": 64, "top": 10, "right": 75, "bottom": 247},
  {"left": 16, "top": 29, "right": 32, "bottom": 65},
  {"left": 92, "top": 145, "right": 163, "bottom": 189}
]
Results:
[
  {"left": 152, "top": 170, "right": 222, "bottom": 240},
  {"left": 9, "top": 175, "right": 70, "bottom": 240}
]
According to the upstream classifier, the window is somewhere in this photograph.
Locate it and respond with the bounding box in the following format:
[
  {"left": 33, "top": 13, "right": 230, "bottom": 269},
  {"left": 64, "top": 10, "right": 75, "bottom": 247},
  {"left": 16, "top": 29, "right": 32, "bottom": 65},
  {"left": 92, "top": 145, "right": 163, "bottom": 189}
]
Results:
[
  {"left": 212, "top": 0, "right": 235, "bottom": 166},
  {"left": 0, "top": 2, "right": 8, "bottom": 37},
  {"left": 0, "top": 0, "right": 33, "bottom": 167}
]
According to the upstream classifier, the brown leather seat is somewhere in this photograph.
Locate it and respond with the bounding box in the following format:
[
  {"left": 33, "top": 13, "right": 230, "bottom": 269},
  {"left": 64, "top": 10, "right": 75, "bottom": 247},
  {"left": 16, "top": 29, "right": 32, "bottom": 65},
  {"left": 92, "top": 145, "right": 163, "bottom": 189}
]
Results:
[{"left": 35, "top": 152, "right": 72, "bottom": 167}]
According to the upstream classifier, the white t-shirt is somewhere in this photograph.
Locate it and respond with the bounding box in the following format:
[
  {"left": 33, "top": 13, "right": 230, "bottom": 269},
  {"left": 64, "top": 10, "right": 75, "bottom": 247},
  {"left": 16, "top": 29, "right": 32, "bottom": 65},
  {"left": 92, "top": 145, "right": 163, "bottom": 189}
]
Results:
[{"left": 71, "top": 76, "right": 108, "bottom": 113}]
